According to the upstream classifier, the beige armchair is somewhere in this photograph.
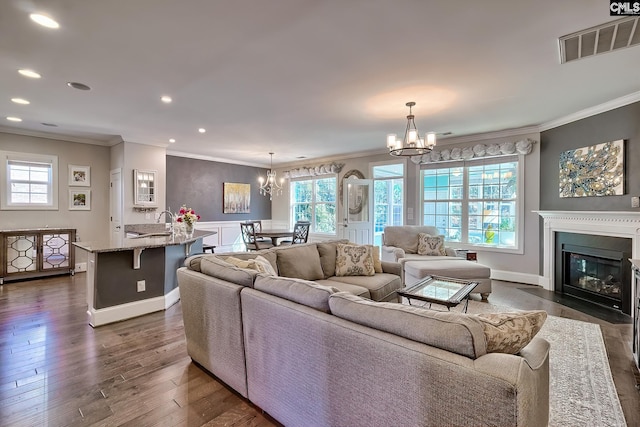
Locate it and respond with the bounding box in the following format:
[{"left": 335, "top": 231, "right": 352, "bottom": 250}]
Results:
[{"left": 381, "top": 225, "right": 492, "bottom": 300}]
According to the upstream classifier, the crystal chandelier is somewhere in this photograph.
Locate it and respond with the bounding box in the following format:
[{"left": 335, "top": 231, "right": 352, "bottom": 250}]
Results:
[
  {"left": 258, "top": 152, "right": 283, "bottom": 200},
  {"left": 387, "top": 101, "right": 436, "bottom": 157}
]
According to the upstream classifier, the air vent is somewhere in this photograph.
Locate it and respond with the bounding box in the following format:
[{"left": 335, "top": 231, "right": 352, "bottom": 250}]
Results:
[{"left": 559, "top": 17, "right": 639, "bottom": 63}]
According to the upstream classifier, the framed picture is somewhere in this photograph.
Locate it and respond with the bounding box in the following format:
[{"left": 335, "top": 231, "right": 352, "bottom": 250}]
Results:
[
  {"left": 69, "top": 165, "right": 90, "bottom": 186},
  {"left": 223, "top": 183, "right": 250, "bottom": 213},
  {"left": 559, "top": 139, "right": 624, "bottom": 198},
  {"left": 69, "top": 189, "right": 91, "bottom": 210}
]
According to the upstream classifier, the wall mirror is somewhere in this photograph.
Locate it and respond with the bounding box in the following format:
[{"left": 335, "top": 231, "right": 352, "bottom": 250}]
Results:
[{"left": 133, "top": 169, "right": 157, "bottom": 206}]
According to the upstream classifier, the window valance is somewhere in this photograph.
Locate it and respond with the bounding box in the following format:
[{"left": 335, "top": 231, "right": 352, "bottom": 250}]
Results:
[
  {"left": 283, "top": 162, "right": 344, "bottom": 179},
  {"left": 410, "top": 138, "right": 536, "bottom": 164}
]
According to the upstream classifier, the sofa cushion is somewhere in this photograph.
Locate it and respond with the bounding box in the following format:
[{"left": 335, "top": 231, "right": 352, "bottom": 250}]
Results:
[
  {"left": 475, "top": 311, "right": 547, "bottom": 354},
  {"left": 383, "top": 225, "right": 441, "bottom": 254},
  {"left": 254, "top": 275, "right": 338, "bottom": 313},
  {"left": 316, "top": 279, "right": 371, "bottom": 299},
  {"left": 329, "top": 273, "right": 401, "bottom": 302},
  {"left": 335, "top": 243, "right": 375, "bottom": 276},
  {"left": 226, "top": 255, "right": 277, "bottom": 276},
  {"left": 329, "top": 292, "right": 487, "bottom": 358},
  {"left": 417, "top": 234, "right": 447, "bottom": 256},
  {"left": 404, "top": 259, "right": 491, "bottom": 280},
  {"left": 316, "top": 239, "right": 350, "bottom": 279},
  {"left": 200, "top": 256, "right": 259, "bottom": 288},
  {"left": 276, "top": 243, "right": 324, "bottom": 281}
]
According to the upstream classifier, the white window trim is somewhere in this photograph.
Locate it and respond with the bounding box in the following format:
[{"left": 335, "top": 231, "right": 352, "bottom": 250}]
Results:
[
  {"left": 419, "top": 154, "right": 524, "bottom": 255},
  {"left": 1, "top": 150, "right": 59, "bottom": 210},
  {"left": 289, "top": 175, "right": 338, "bottom": 235}
]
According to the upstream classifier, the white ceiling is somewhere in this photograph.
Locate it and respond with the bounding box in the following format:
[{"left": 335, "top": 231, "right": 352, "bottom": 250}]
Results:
[{"left": 1, "top": 0, "right": 639, "bottom": 167}]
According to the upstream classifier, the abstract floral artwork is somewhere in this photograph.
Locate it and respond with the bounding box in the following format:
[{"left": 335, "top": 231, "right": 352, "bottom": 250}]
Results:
[{"left": 559, "top": 139, "right": 624, "bottom": 198}]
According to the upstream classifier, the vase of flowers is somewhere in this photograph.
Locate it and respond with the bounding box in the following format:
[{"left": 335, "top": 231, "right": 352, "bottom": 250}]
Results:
[{"left": 175, "top": 205, "right": 200, "bottom": 237}]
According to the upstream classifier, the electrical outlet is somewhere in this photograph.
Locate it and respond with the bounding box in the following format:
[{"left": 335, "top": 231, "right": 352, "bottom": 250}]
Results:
[
  {"left": 75, "top": 262, "right": 87, "bottom": 272},
  {"left": 145, "top": 213, "right": 151, "bottom": 220},
  {"left": 632, "top": 197, "right": 639, "bottom": 208},
  {"left": 136, "top": 280, "right": 146, "bottom": 292}
]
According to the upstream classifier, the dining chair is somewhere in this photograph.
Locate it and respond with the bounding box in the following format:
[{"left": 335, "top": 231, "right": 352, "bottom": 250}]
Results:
[
  {"left": 245, "top": 220, "right": 269, "bottom": 243},
  {"left": 240, "top": 222, "right": 274, "bottom": 251},
  {"left": 279, "top": 221, "right": 310, "bottom": 245}
]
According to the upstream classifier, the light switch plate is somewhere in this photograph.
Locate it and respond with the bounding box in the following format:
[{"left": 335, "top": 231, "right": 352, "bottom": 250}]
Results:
[{"left": 632, "top": 197, "right": 639, "bottom": 208}]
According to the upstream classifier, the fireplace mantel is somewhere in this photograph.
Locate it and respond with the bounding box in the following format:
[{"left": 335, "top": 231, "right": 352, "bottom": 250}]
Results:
[{"left": 535, "top": 211, "right": 640, "bottom": 296}]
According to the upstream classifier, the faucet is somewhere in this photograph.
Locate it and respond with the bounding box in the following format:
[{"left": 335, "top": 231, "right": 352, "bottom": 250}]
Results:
[{"left": 157, "top": 210, "right": 174, "bottom": 233}]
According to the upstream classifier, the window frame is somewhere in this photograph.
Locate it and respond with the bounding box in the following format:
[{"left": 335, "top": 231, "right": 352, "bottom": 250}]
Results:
[
  {"left": 420, "top": 154, "right": 524, "bottom": 254},
  {"left": 1, "top": 150, "right": 59, "bottom": 210},
  {"left": 289, "top": 175, "right": 337, "bottom": 235},
  {"left": 370, "top": 159, "right": 406, "bottom": 242}
]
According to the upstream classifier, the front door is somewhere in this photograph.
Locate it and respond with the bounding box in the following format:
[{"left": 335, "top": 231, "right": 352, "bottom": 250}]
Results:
[{"left": 342, "top": 178, "right": 373, "bottom": 244}]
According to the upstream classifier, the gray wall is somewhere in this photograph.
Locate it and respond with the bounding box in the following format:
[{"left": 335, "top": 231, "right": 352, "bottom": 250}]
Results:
[
  {"left": 166, "top": 155, "right": 271, "bottom": 221},
  {"left": 540, "top": 102, "right": 640, "bottom": 211}
]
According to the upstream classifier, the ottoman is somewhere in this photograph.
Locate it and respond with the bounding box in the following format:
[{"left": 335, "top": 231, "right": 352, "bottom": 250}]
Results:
[{"left": 403, "top": 259, "right": 491, "bottom": 301}]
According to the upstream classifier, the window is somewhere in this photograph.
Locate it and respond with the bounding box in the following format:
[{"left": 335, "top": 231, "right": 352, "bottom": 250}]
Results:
[
  {"left": 421, "top": 156, "right": 520, "bottom": 250},
  {"left": 372, "top": 162, "right": 404, "bottom": 246},
  {"left": 290, "top": 176, "right": 336, "bottom": 233},
  {"left": 1, "top": 151, "right": 58, "bottom": 210}
]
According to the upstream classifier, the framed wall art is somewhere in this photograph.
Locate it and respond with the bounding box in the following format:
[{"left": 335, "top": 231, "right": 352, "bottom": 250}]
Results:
[
  {"left": 224, "top": 182, "right": 251, "bottom": 213},
  {"left": 68, "top": 165, "right": 90, "bottom": 186},
  {"left": 559, "top": 139, "right": 624, "bottom": 198},
  {"left": 69, "top": 189, "right": 91, "bottom": 210}
]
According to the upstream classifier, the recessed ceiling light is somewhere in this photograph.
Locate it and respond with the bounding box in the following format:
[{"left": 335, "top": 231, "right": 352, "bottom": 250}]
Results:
[
  {"left": 18, "top": 69, "right": 41, "bottom": 78},
  {"left": 169, "top": 138, "right": 176, "bottom": 143},
  {"left": 41, "top": 122, "right": 58, "bottom": 127},
  {"left": 198, "top": 128, "right": 206, "bottom": 133},
  {"left": 67, "top": 82, "right": 91, "bottom": 91},
  {"left": 11, "top": 98, "right": 30, "bottom": 105},
  {"left": 30, "top": 13, "right": 59, "bottom": 29},
  {"left": 161, "top": 95, "right": 172, "bottom": 103},
  {"left": 7, "top": 117, "right": 22, "bottom": 122}
]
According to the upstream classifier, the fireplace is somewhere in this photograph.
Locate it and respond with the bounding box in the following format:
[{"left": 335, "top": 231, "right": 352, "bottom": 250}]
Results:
[{"left": 555, "top": 232, "right": 631, "bottom": 315}]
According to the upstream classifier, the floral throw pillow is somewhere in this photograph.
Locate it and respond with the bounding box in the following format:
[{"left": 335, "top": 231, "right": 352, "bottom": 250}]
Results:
[
  {"left": 335, "top": 244, "right": 375, "bottom": 277},
  {"left": 475, "top": 310, "right": 547, "bottom": 354},
  {"left": 417, "top": 233, "right": 447, "bottom": 256}
]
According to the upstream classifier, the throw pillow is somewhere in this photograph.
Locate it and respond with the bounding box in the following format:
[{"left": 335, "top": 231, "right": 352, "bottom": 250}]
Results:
[
  {"left": 224, "top": 255, "right": 277, "bottom": 276},
  {"left": 417, "top": 233, "right": 447, "bottom": 256},
  {"left": 253, "top": 255, "right": 277, "bottom": 276},
  {"left": 367, "top": 245, "right": 383, "bottom": 273},
  {"left": 475, "top": 310, "right": 547, "bottom": 354},
  {"left": 335, "top": 243, "right": 375, "bottom": 277},
  {"left": 276, "top": 244, "right": 325, "bottom": 281}
]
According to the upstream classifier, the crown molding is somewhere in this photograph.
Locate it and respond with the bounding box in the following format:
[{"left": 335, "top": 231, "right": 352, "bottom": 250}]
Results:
[
  {"left": 0, "top": 126, "right": 116, "bottom": 146},
  {"left": 166, "top": 149, "right": 266, "bottom": 168},
  {"left": 540, "top": 91, "right": 640, "bottom": 131}
]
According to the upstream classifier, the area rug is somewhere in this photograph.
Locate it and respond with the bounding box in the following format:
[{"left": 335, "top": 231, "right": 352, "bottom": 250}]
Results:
[{"left": 409, "top": 299, "right": 627, "bottom": 426}]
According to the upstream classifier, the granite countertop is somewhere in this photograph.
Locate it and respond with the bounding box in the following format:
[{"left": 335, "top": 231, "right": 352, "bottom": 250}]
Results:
[{"left": 72, "top": 230, "right": 215, "bottom": 253}]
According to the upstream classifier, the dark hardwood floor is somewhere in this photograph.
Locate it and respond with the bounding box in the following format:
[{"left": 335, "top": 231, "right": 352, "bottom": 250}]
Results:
[{"left": 0, "top": 274, "right": 638, "bottom": 426}]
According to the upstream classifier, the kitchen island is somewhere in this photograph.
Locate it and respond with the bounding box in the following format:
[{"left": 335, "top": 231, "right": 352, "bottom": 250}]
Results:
[{"left": 73, "top": 229, "right": 215, "bottom": 327}]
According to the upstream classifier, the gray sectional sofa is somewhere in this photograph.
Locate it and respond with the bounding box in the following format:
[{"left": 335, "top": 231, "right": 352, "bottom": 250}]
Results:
[{"left": 177, "top": 240, "right": 550, "bottom": 426}]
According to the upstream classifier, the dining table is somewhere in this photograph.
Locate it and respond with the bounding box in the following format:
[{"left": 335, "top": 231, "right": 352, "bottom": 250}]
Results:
[{"left": 256, "top": 229, "right": 294, "bottom": 246}]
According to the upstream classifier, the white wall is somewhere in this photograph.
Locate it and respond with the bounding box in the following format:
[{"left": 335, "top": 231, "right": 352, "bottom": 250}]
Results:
[{"left": 0, "top": 132, "right": 111, "bottom": 262}]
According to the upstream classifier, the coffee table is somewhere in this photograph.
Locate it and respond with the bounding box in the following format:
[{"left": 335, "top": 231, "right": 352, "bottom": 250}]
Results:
[{"left": 397, "top": 275, "right": 479, "bottom": 313}]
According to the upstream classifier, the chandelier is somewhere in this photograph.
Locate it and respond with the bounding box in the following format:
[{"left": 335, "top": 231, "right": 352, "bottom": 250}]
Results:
[
  {"left": 387, "top": 101, "right": 436, "bottom": 157},
  {"left": 259, "top": 152, "right": 283, "bottom": 200}
]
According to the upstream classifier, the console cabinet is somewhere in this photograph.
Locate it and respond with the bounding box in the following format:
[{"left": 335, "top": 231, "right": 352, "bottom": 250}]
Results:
[{"left": 1, "top": 229, "right": 76, "bottom": 284}]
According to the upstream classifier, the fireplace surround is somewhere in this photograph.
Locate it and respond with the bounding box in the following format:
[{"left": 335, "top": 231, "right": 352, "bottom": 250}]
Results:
[{"left": 537, "top": 211, "right": 640, "bottom": 316}]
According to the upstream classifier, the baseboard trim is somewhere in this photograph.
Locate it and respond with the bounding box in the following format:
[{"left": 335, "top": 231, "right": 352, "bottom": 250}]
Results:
[
  {"left": 88, "top": 289, "right": 180, "bottom": 327},
  {"left": 491, "top": 269, "right": 540, "bottom": 285}
]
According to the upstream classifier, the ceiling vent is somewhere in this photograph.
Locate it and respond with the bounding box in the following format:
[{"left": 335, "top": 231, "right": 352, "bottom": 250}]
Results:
[{"left": 559, "top": 17, "right": 640, "bottom": 63}]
